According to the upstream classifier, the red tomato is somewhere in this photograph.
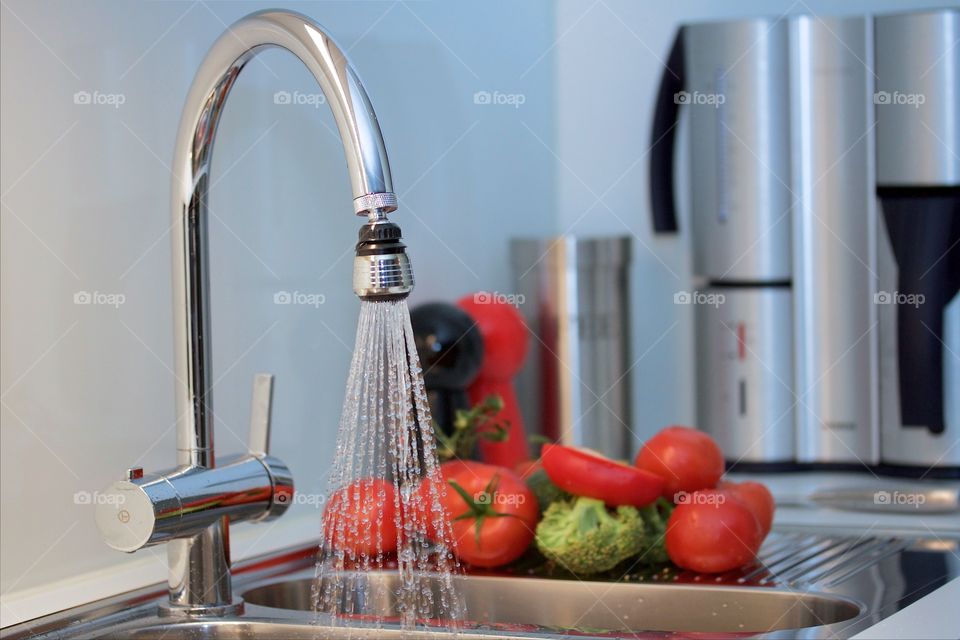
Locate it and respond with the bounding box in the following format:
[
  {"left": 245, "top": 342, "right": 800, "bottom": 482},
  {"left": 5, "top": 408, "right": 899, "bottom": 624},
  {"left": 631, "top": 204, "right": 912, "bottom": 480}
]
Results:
[
  {"left": 412, "top": 460, "right": 480, "bottom": 540},
  {"left": 634, "top": 426, "right": 725, "bottom": 499},
  {"left": 540, "top": 444, "right": 663, "bottom": 507},
  {"left": 665, "top": 489, "right": 763, "bottom": 574},
  {"left": 435, "top": 459, "right": 478, "bottom": 481},
  {"left": 322, "top": 478, "right": 398, "bottom": 557},
  {"left": 421, "top": 461, "right": 538, "bottom": 568},
  {"left": 720, "top": 480, "right": 775, "bottom": 538}
]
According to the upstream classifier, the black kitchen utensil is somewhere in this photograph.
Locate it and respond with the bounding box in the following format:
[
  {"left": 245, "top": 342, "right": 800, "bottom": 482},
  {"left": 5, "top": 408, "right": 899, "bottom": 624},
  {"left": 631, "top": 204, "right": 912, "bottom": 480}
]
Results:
[{"left": 410, "top": 302, "right": 484, "bottom": 434}]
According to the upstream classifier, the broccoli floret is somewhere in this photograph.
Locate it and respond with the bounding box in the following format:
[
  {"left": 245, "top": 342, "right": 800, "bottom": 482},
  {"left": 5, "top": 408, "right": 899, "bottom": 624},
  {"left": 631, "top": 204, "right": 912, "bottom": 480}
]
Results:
[
  {"left": 635, "top": 497, "right": 673, "bottom": 565},
  {"left": 535, "top": 497, "right": 645, "bottom": 574}
]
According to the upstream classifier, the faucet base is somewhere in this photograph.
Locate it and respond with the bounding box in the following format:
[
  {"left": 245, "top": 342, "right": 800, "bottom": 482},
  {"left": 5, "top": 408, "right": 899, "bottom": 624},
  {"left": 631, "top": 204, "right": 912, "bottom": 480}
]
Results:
[{"left": 158, "top": 597, "right": 245, "bottom": 618}]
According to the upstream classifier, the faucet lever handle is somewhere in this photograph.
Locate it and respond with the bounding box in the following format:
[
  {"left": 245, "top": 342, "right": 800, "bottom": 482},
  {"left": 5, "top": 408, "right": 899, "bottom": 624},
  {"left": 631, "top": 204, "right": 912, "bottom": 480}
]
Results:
[{"left": 248, "top": 373, "right": 274, "bottom": 457}]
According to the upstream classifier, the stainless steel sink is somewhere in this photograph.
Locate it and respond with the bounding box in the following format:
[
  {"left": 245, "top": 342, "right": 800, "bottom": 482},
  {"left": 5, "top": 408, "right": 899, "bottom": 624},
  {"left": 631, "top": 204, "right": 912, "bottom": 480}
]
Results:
[
  {"left": 242, "top": 570, "right": 861, "bottom": 635},
  {"left": 99, "top": 621, "right": 524, "bottom": 640},
  {"left": 3, "top": 531, "right": 956, "bottom": 639}
]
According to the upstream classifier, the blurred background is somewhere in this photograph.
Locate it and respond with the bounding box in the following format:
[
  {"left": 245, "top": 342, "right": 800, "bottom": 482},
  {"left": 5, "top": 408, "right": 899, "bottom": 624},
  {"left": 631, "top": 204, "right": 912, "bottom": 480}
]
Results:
[{"left": 0, "top": 0, "right": 952, "bottom": 623}]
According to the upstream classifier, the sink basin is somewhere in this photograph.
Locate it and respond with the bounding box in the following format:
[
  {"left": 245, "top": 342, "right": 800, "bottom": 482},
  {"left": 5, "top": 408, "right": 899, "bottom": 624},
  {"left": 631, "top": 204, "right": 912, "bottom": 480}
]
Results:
[
  {"left": 111, "top": 620, "right": 520, "bottom": 640},
  {"left": 240, "top": 570, "right": 862, "bottom": 636}
]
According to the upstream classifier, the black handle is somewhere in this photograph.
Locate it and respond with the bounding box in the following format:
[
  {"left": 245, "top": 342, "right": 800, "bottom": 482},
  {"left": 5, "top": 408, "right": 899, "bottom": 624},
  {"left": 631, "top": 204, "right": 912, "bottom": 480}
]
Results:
[
  {"left": 649, "top": 28, "right": 685, "bottom": 234},
  {"left": 879, "top": 187, "right": 960, "bottom": 434}
]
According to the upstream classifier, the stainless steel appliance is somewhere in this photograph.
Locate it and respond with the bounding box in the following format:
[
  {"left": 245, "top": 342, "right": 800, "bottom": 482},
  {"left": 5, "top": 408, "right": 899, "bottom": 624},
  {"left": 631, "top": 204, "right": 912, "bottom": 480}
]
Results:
[
  {"left": 875, "top": 11, "right": 960, "bottom": 471},
  {"left": 511, "top": 236, "right": 633, "bottom": 460},
  {"left": 650, "top": 9, "right": 959, "bottom": 475}
]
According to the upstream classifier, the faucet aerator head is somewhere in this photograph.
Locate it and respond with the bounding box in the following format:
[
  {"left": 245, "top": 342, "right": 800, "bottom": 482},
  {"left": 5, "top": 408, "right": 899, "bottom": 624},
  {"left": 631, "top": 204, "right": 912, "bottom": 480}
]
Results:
[{"left": 353, "top": 219, "right": 414, "bottom": 300}]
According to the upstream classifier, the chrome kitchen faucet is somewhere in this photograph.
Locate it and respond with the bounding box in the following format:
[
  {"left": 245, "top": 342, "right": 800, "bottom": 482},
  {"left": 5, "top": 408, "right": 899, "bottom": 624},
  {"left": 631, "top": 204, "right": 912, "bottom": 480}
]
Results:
[{"left": 95, "top": 10, "right": 412, "bottom": 615}]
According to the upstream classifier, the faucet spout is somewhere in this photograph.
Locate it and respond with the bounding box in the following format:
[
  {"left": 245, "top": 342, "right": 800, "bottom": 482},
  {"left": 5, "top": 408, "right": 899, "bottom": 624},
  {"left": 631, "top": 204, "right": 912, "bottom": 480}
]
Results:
[
  {"left": 97, "top": 10, "right": 402, "bottom": 615},
  {"left": 172, "top": 8, "right": 397, "bottom": 472},
  {"left": 172, "top": 9, "right": 396, "bottom": 215},
  {"left": 163, "top": 9, "right": 398, "bottom": 612}
]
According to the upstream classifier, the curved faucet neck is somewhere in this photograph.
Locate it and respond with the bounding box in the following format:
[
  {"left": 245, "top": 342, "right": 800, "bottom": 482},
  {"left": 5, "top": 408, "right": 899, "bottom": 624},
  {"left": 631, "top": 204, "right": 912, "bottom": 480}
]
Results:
[
  {"left": 171, "top": 9, "right": 395, "bottom": 468},
  {"left": 167, "top": 10, "right": 395, "bottom": 609}
]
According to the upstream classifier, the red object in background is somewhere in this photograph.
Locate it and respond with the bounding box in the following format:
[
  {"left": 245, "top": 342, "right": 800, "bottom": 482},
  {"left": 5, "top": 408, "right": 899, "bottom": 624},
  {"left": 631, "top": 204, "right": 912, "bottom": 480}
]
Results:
[{"left": 457, "top": 293, "right": 530, "bottom": 468}]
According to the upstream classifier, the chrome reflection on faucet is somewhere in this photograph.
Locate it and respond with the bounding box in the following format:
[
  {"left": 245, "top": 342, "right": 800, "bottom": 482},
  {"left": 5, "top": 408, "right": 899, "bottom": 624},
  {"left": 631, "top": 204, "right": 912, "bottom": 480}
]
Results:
[{"left": 95, "top": 10, "right": 409, "bottom": 615}]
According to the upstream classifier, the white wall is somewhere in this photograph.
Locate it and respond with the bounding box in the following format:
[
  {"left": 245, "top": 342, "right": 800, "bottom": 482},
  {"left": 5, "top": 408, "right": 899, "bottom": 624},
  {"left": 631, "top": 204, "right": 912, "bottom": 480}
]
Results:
[
  {"left": 552, "top": 0, "right": 952, "bottom": 450},
  {"left": 0, "top": 0, "right": 555, "bottom": 623}
]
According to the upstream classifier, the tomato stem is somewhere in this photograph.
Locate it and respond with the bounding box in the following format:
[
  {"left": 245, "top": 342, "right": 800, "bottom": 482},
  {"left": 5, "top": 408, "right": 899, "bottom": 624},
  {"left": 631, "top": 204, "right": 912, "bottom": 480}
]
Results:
[{"left": 447, "top": 476, "right": 518, "bottom": 547}]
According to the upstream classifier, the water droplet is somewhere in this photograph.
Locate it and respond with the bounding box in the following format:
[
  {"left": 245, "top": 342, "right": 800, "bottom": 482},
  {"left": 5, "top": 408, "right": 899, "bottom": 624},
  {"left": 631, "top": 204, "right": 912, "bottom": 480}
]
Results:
[{"left": 313, "top": 300, "right": 463, "bottom": 631}]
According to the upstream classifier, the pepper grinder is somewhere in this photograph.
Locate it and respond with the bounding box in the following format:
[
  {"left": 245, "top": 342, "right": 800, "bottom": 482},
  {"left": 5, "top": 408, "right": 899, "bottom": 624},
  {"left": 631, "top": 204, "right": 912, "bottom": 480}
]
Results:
[
  {"left": 410, "top": 302, "right": 484, "bottom": 434},
  {"left": 457, "top": 293, "right": 530, "bottom": 468}
]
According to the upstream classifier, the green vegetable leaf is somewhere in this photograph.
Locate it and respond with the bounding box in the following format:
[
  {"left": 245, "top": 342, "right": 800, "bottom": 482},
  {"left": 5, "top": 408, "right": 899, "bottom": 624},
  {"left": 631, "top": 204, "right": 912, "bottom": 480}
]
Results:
[{"left": 435, "top": 394, "right": 510, "bottom": 462}]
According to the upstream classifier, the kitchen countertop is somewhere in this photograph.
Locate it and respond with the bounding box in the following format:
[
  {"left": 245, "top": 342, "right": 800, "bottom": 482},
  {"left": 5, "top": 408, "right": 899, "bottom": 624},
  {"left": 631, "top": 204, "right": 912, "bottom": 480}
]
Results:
[{"left": 852, "top": 576, "right": 960, "bottom": 639}]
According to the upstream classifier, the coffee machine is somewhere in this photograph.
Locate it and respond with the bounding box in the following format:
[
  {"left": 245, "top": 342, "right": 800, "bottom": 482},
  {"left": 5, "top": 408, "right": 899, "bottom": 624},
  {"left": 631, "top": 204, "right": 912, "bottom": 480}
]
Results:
[
  {"left": 874, "top": 11, "right": 960, "bottom": 472},
  {"left": 649, "top": 9, "right": 959, "bottom": 476}
]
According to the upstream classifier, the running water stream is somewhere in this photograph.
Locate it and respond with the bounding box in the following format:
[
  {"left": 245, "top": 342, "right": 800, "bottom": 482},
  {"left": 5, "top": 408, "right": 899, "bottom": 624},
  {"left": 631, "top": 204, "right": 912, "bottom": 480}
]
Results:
[{"left": 312, "top": 299, "right": 465, "bottom": 632}]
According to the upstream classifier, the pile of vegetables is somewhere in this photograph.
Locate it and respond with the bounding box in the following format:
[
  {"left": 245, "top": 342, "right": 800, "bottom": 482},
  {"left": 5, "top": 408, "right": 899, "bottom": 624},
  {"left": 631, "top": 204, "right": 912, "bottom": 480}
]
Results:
[{"left": 322, "top": 397, "right": 776, "bottom": 577}]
